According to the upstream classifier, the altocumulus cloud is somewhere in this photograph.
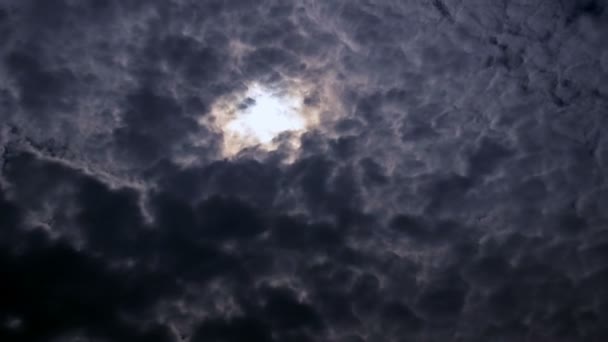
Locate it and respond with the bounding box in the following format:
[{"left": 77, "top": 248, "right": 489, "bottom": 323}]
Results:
[{"left": 1, "top": 0, "right": 608, "bottom": 341}]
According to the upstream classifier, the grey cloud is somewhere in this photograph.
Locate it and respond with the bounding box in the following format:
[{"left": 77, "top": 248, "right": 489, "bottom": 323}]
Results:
[{"left": 2, "top": 0, "right": 608, "bottom": 341}]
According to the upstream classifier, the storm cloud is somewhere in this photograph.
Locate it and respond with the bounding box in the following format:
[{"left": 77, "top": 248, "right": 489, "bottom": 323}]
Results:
[{"left": 1, "top": 0, "right": 608, "bottom": 341}]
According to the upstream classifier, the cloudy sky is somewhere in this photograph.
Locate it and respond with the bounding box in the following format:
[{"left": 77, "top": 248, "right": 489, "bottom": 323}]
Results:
[{"left": 1, "top": 0, "right": 608, "bottom": 341}]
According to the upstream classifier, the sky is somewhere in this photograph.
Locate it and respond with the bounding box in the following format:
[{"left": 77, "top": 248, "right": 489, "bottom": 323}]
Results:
[{"left": 1, "top": 0, "right": 608, "bottom": 341}]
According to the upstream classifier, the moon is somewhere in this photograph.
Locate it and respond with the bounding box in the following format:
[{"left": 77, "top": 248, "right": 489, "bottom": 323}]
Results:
[
  {"left": 225, "top": 84, "right": 305, "bottom": 145},
  {"left": 209, "top": 82, "right": 321, "bottom": 158}
]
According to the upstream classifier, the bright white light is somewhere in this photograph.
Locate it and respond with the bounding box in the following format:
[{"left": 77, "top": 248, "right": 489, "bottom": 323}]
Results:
[
  {"left": 225, "top": 84, "right": 305, "bottom": 145},
  {"left": 204, "top": 81, "right": 324, "bottom": 158}
]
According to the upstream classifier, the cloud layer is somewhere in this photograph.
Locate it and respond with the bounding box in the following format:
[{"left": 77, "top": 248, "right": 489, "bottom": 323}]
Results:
[{"left": 2, "top": 0, "right": 608, "bottom": 341}]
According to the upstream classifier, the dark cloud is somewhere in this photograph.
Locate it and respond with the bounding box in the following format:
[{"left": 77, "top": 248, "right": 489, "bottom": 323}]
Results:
[
  {"left": 2, "top": 0, "right": 608, "bottom": 341},
  {"left": 0, "top": 230, "right": 175, "bottom": 342}
]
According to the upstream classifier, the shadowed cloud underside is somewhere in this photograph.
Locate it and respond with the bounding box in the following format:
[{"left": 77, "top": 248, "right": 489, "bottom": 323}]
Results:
[{"left": 1, "top": 0, "right": 608, "bottom": 341}]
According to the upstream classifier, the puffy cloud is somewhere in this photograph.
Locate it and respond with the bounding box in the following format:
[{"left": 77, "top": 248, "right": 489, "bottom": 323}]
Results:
[{"left": 2, "top": 0, "right": 608, "bottom": 341}]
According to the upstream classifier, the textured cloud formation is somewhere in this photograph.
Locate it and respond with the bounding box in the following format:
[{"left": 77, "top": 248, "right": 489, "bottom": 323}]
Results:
[{"left": 2, "top": 0, "right": 608, "bottom": 341}]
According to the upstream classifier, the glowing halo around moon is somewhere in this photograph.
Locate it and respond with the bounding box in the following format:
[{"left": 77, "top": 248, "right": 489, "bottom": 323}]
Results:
[
  {"left": 206, "top": 81, "right": 323, "bottom": 158},
  {"left": 226, "top": 84, "right": 305, "bottom": 146}
]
